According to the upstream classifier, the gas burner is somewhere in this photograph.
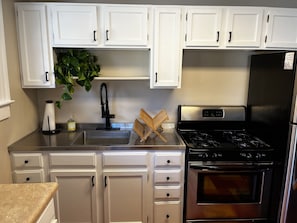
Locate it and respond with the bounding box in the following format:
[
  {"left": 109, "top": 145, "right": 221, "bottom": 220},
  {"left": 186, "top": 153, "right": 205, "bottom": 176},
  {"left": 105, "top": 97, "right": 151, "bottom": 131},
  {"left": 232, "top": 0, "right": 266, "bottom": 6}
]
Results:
[
  {"left": 222, "top": 130, "right": 270, "bottom": 149},
  {"left": 185, "top": 131, "right": 221, "bottom": 149}
]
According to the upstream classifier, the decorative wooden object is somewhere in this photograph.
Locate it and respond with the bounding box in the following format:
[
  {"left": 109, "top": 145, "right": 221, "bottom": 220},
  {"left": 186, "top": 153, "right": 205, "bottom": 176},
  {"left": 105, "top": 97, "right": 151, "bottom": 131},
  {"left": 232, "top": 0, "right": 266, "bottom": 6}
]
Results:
[{"left": 133, "top": 109, "right": 169, "bottom": 142}]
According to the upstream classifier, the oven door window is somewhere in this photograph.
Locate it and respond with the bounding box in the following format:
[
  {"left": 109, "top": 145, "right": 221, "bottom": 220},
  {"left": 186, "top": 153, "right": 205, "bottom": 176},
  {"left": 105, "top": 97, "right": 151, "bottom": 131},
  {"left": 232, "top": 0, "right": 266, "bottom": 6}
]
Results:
[{"left": 197, "top": 171, "right": 263, "bottom": 203}]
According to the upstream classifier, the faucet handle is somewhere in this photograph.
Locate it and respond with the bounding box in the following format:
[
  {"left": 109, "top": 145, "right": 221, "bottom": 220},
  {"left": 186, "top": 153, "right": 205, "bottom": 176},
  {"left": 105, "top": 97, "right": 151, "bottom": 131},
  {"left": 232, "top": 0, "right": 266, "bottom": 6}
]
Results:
[{"left": 108, "top": 114, "right": 115, "bottom": 118}]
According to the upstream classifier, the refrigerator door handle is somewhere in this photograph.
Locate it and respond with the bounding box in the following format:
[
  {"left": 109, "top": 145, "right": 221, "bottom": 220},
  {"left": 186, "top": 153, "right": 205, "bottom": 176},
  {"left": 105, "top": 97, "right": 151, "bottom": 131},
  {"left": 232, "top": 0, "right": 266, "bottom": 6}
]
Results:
[
  {"left": 280, "top": 124, "right": 297, "bottom": 222},
  {"left": 293, "top": 179, "right": 297, "bottom": 191},
  {"left": 292, "top": 95, "right": 297, "bottom": 123}
]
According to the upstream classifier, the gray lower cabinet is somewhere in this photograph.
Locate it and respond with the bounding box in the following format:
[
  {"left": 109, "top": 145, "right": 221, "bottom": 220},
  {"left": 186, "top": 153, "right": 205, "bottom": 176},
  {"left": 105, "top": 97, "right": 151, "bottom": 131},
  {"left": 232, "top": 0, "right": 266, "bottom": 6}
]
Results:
[
  {"left": 48, "top": 152, "right": 98, "bottom": 223},
  {"left": 102, "top": 151, "right": 150, "bottom": 223},
  {"left": 10, "top": 150, "right": 185, "bottom": 223}
]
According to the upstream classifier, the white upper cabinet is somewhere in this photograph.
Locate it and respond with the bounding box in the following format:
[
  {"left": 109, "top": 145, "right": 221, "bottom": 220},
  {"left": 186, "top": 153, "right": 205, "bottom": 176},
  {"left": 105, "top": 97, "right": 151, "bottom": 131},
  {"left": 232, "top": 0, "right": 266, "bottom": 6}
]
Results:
[
  {"left": 103, "top": 5, "right": 150, "bottom": 47},
  {"left": 15, "top": 3, "right": 54, "bottom": 88},
  {"left": 185, "top": 7, "right": 222, "bottom": 47},
  {"left": 225, "top": 7, "right": 263, "bottom": 48},
  {"left": 184, "top": 6, "right": 263, "bottom": 49},
  {"left": 264, "top": 8, "right": 297, "bottom": 48},
  {"left": 50, "top": 4, "right": 99, "bottom": 46},
  {"left": 151, "top": 7, "right": 183, "bottom": 88}
]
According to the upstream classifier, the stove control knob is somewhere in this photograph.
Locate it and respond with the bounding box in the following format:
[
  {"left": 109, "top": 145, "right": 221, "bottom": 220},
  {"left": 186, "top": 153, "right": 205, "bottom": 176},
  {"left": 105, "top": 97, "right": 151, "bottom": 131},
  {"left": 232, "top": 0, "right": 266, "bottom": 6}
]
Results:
[
  {"left": 212, "top": 153, "right": 218, "bottom": 158},
  {"left": 255, "top": 153, "right": 262, "bottom": 159},
  {"left": 246, "top": 153, "right": 253, "bottom": 159},
  {"left": 212, "top": 153, "right": 221, "bottom": 158},
  {"left": 240, "top": 152, "right": 252, "bottom": 160},
  {"left": 202, "top": 153, "right": 209, "bottom": 159},
  {"left": 197, "top": 153, "right": 208, "bottom": 159}
]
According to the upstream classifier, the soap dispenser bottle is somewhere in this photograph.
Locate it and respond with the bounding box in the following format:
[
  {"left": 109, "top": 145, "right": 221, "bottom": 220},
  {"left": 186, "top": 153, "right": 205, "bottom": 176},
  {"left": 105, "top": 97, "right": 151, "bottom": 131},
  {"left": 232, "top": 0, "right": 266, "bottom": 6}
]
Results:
[{"left": 67, "top": 115, "right": 76, "bottom": 132}]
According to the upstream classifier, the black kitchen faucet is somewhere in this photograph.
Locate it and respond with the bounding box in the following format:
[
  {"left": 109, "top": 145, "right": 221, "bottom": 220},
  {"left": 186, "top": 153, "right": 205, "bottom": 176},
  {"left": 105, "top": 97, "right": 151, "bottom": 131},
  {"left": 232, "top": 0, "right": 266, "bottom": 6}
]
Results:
[{"left": 99, "top": 83, "right": 115, "bottom": 129}]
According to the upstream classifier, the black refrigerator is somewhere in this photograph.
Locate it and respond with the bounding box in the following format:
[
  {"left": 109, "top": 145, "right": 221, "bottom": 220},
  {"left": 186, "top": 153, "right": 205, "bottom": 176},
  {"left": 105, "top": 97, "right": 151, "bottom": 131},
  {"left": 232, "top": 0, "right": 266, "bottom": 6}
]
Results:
[{"left": 246, "top": 51, "right": 297, "bottom": 223}]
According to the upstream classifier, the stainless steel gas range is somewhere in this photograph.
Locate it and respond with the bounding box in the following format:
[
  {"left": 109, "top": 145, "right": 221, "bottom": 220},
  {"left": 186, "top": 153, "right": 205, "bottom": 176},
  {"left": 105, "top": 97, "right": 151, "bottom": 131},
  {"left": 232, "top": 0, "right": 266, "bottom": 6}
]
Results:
[{"left": 177, "top": 105, "right": 277, "bottom": 223}]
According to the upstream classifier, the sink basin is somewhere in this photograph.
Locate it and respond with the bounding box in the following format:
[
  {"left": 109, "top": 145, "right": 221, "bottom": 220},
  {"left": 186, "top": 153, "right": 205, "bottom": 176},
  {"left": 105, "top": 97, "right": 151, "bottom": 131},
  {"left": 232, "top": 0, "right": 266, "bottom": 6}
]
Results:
[{"left": 72, "top": 130, "right": 131, "bottom": 145}]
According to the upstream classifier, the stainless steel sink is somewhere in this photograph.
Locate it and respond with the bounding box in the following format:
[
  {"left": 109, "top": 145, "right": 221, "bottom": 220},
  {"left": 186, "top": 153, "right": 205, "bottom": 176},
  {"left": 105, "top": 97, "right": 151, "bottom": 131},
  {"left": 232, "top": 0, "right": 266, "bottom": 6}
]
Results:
[{"left": 72, "top": 130, "right": 131, "bottom": 145}]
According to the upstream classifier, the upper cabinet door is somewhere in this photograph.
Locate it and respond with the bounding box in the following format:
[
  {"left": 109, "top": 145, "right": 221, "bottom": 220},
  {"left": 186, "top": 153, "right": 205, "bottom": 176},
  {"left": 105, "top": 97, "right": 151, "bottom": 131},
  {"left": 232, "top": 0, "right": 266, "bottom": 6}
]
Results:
[
  {"left": 51, "top": 4, "right": 98, "bottom": 46},
  {"left": 151, "top": 7, "right": 183, "bottom": 88},
  {"left": 185, "top": 7, "right": 222, "bottom": 47},
  {"left": 103, "top": 5, "right": 149, "bottom": 47},
  {"left": 225, "top": 7, "right": 263, "bottom": 47},
  {"left": 264, "top": 8, "right": 297, "bottom": 48},
  {"left": 16, "top": 3, "right": 54, "bottom": 88}
]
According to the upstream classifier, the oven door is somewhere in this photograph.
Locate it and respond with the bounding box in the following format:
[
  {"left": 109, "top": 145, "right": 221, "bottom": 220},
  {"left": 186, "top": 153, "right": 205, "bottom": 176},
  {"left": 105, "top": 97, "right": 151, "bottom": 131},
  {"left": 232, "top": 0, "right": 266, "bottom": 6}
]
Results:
[{"left": 186, "top": 162, "right": 273, "bottom": 221}]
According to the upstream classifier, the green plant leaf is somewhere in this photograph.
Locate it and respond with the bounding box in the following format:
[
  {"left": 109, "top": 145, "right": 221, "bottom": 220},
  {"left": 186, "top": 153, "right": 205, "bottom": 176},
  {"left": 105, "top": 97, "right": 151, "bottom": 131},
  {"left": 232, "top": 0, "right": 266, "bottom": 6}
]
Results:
[
  {"left": 55, "top": 101, "right": 62, "bottom": 109},
  {"left": 62, "top": 92, "right": 72, "bottom": 101},
  {"left": 54, "top": 48, "right": 101, "bottom": 108}
]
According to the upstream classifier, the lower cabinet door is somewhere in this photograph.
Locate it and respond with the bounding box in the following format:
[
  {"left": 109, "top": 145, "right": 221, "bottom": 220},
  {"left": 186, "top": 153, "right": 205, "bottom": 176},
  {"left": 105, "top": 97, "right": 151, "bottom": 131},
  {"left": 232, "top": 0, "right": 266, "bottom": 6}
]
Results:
[
  {"left": 103, "top": 170, "right": 148, "bottom": 223},
  {"left": 50, "top": 170, "right": 97, "bottom": 223},
  {"left": 154, "top": 201, "right": 181, "bottom": 223}
]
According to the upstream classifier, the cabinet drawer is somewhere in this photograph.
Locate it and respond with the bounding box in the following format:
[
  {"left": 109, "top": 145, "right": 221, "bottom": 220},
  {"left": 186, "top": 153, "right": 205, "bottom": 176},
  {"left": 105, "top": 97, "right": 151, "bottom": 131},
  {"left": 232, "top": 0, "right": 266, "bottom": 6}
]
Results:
[
  {"left": 11, "top": 153, "right": 43, "bottom": 169},
  {"left": 154, "top": 201, "right": 181, "bottom": 223},
  {"left": 13, "top": 170, "right": 44, "bottom": 183},
  {"left": 49, "top": 153, "right": 96, "bottom": 168},
  {"left": 154, "top": 185, "right": 181, "bottom": 199},
  {"left": 103, "top": 152, "right": 148, "bottom": 166},
  {"left": 154, "top": 152, "right": 183, "bottom": 167},
  {"left": 154, "top": 169, "right": 181, "bottom": 184}
]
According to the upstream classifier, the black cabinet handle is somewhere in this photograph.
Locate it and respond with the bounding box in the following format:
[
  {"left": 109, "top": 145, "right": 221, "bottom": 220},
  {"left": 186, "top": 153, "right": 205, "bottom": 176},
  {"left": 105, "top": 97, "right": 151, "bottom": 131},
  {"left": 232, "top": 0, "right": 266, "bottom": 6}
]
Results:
[
  {"left": 24, "top": 160, "right": 29, "bottom": 164},
  {"left": 91, "top": 176, "right": 95, "bottom": 187},
  {"left": 26, "top": 177, "right": 30, "bottom": 181},
  {"left": 104, "top": 176, "right": 107, "bottom": 187},
  {"left": 167, "top": 160, "right": 171, "bottom": 164},
  {"left": 228, "top": 32, "right": 232, "bottom": 42},
  {"left": 45, "top": 72, "right": 49, "bottom": 82},
  {"left": 166, "top": 193, "right": 170, "bottom": 197},
  {"left": 166, "top": 176, "right": 170, "bottom": 181},
  {"left": 155, "top": 72, "right": 158, "bottom": 83},
  {"left": 106, "top": 30, "right": 109, "bottom": 41},
  {"left": 217, "top": 31, "right": 220, "bottom": 42},
  {"left": 166, "top": 214, "right": 170, "bottom": 219},
  {"left": 93, "top": 30, "right": 96, "bottom": 41}
]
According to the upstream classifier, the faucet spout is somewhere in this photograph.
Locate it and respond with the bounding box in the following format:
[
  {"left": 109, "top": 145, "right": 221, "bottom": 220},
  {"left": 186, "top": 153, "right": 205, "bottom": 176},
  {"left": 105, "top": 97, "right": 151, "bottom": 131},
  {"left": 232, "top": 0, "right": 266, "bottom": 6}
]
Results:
[{"left": 100, "top": 83, "right": 115, "bottom": 129}]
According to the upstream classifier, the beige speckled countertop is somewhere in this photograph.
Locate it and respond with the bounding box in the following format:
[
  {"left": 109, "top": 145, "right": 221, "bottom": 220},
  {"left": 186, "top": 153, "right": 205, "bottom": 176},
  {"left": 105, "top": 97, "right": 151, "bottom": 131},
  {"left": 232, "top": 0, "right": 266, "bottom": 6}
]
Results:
[{"left": 0, "top": 182, "right": 58, "bottom": 223}]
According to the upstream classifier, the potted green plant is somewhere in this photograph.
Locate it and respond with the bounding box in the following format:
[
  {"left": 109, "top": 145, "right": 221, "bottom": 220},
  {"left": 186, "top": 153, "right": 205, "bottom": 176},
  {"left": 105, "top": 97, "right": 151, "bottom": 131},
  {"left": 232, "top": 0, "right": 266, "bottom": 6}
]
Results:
[{"left": 54, "top": 48, "right": 101, "bottom": 108}]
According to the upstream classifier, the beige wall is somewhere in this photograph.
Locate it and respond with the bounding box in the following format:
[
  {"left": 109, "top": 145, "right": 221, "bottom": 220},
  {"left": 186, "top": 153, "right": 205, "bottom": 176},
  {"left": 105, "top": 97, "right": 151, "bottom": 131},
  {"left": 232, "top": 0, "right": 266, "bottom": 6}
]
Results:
[
  {"left": 37, "top": 50, "right": 252, "bottom": 124},
  {"left": 0, "top": 0, "right": 39, "bottom": 183}
]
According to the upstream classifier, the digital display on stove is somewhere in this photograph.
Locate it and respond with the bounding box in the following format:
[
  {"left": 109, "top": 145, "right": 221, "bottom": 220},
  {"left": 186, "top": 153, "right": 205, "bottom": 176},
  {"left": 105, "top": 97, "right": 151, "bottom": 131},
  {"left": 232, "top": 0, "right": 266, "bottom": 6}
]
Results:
[{"left": 202, "top": 109, "right": 224, "bottom": 118}]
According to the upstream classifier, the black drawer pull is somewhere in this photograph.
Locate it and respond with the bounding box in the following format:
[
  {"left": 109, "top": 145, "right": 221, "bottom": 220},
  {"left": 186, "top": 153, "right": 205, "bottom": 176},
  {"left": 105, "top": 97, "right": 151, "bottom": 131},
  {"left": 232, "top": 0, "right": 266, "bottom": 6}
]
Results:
[
  {"left": 24, "top": 160, "right": 29, "bottom": 164},
  {"left": 166, "top": 176, "right": 170, "bottom": 181},
  {"left": 93, "top": 30, "right": 96, "bottom": 41},
  {"left": 166, "top": 193, "right": 170, "bottom": 197},
  {"left": 167, "top": 160, "right": 171, "bottom": 164},
  {"left": 106, "top": 30, "right": 109, "bottom": 41},
  {"left": 228, "top": 31, "right": 232, "bottom": 42},
  {"left": 45, "top": 72, "right": 49, "bottom": 81},
  {"left": 26, "top": 177, "right": 30, "bottom": 181},
  {"left": 166, "top": 214, "right": 170, "bottom": 219}
]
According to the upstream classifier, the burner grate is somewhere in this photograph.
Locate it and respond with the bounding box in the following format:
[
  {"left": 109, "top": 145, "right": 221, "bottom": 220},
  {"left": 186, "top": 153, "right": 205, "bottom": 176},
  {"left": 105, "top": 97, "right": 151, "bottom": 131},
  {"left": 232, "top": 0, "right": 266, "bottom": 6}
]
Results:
[{"left": 181, "top": 130, "right": 270, "bottom": 150}]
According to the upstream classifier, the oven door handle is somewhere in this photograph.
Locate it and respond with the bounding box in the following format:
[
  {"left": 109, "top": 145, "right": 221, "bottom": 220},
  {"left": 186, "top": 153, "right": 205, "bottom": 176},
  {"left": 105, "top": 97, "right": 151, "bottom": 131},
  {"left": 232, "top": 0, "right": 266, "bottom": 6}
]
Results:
[{"left": 189, "top": 164, "right": 272, "bottom": 171}]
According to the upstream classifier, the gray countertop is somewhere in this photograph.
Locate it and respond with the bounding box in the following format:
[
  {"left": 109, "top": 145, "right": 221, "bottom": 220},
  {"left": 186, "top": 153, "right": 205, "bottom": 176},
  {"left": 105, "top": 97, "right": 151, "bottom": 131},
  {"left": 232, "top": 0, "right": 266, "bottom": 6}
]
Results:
[{"left": 8, "top": 124, "right": 186, "bottom": 152}]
